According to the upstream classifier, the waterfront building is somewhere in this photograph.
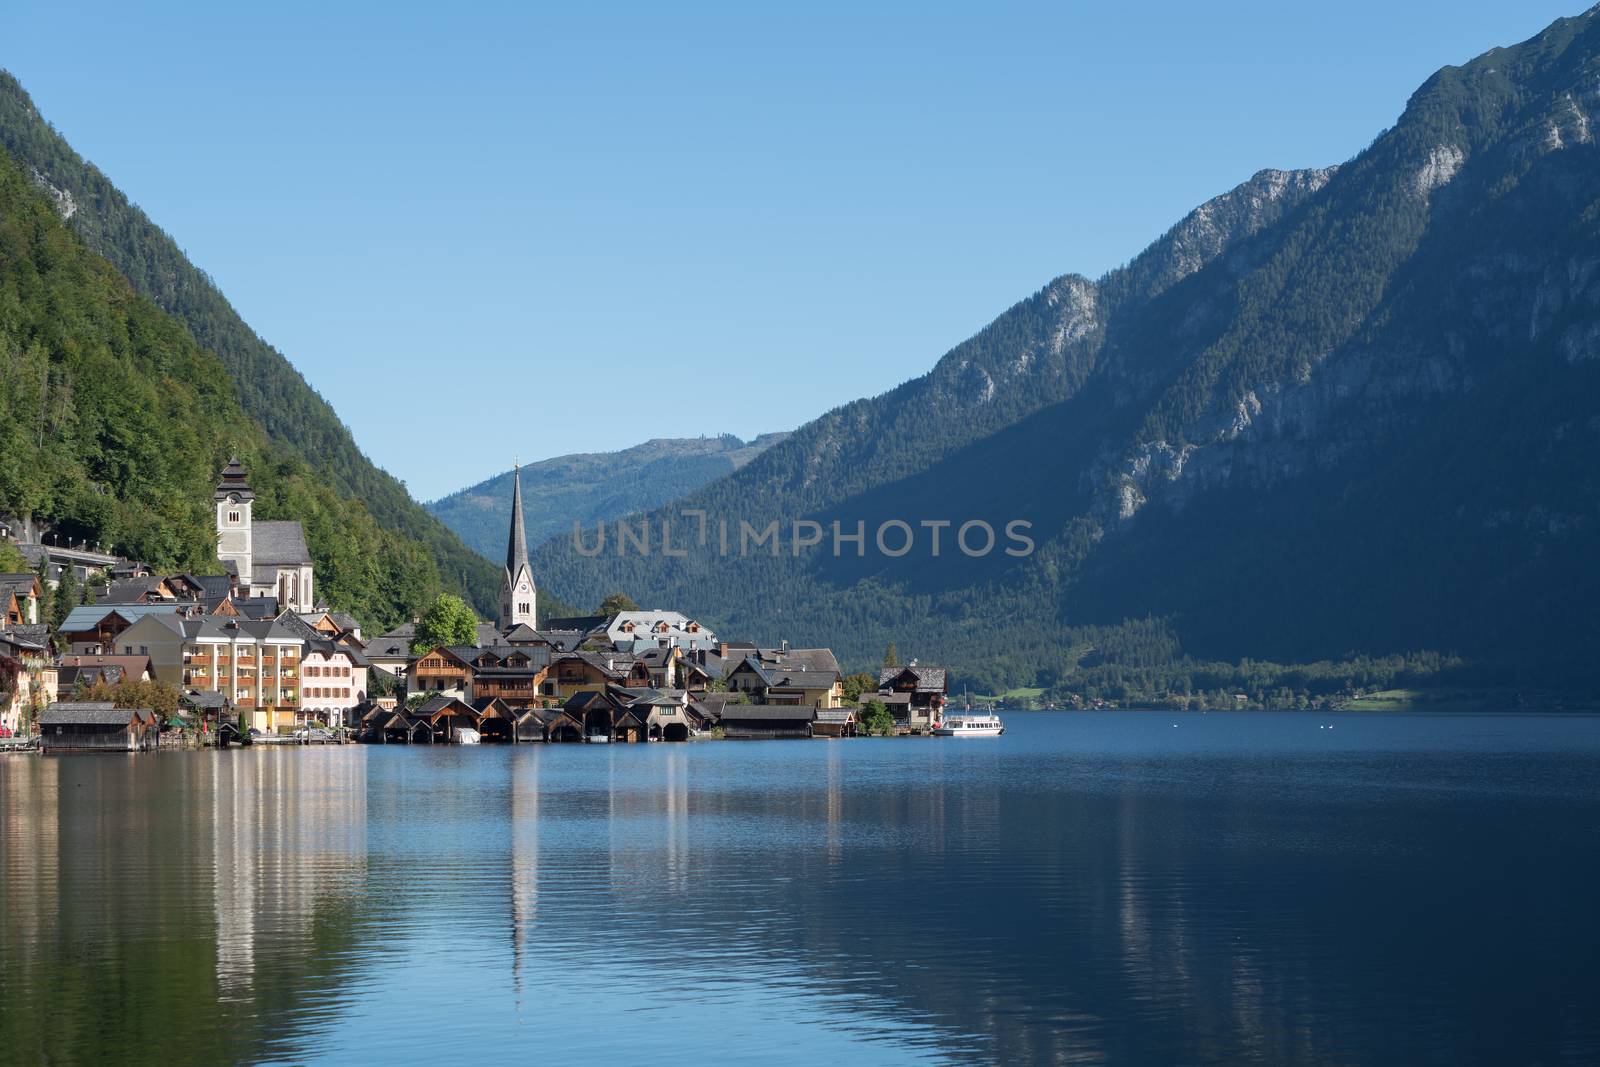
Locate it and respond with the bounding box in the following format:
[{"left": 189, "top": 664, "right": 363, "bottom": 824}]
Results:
[
  {"left": 725, "top": 647, "right": 843, "bottom": 708},
  {"left": 877, "top": 664, "right": 949, "bottom": 730},
  {"left": 117, "top": 613, "right": 305, "bottom": 734},
  {"left": 37, "top": 702, "right": 156, "bottom": 752}
]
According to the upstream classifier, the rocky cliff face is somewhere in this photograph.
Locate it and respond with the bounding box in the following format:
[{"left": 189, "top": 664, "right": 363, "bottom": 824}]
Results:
[{"left": 534, "top": 8, "right": 1600, "bottom": 685}]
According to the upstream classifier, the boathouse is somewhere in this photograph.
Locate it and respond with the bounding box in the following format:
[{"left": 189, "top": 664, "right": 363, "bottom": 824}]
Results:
[
  {"left": 812, "top": 709, "right": 857, "bottom": 738},
  {"left": 38, "top": 702, "right": 157, "bottom": 752},
  {"left": 719, "top": 704, "right": 816, "bottom": 739}
]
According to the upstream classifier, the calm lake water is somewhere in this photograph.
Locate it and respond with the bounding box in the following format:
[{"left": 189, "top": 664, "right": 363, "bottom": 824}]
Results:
[{"left": 3, "top": 712, "right": 1599, "bottom": 1066}]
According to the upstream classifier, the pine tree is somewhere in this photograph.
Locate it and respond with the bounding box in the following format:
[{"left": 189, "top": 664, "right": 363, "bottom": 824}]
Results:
[{"left": 883, "top": 642, "right": 898, "bottom": 668}]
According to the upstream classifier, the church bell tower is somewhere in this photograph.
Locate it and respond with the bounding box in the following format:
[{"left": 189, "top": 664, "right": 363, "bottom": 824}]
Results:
[{"left": 215, "top": 457, "right": 255, "bottom": 586}]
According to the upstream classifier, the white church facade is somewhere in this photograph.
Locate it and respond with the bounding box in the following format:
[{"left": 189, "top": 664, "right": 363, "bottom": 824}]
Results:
[{"left": 214, "top": 458, "right": 317, "bottom": 613}]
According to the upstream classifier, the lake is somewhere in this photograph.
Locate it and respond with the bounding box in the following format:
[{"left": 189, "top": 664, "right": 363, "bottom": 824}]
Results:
[{"left": 2, "top": 712, "right": 1598, "bottom": 1065}]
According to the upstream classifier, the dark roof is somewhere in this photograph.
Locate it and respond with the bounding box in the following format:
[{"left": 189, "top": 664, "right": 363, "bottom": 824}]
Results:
[
  {"left": 252, "top": 521, "right": 312, "bottom": 568},
  {"left": 878, "top": 665, "right": 948, "bottom": 692},
  {"left": 730, "top": 649, "right": 841, "bottom": 689},
  {"left": 718, "top": 705, "right": 817, "bottom": 721},
  {"left": 413, "top": 694, "right": 476, "bottom": 718},
  {"left": 102, "top": 576, "right": 172, "bottom": 603},
  {"left": 501, "top": 623, "right": 542, "bottom": 643},
  {"left": 231, "top": 596, "right": 281, "bottom": 619},
  {"left": 215, "top": 458, "right": 255, "bottom": 501},
  {"left": 0, "top": 573, "right": 39, "bottom": 596},
  {"left": 366, "top": 637, "right": 412, "bottom": 660},
  {"left": 39, "top": 702, "right": 148, "bottom": 725},
  {"left": 183, "top": 690, "right": 228, "bottom": 710},
  {"left": 196, "top": 575, "right": 233, "bottom": 601}
]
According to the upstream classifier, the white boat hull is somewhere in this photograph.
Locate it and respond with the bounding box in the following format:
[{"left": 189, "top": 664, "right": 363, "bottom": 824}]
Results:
[{"left": 933, "top": 716, "right": 1005, "bottom": 737}]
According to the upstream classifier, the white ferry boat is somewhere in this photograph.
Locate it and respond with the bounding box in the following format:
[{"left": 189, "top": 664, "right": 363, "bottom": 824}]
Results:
[{"left": 933, "top": 712, "right": 1005, "bottom": 737}]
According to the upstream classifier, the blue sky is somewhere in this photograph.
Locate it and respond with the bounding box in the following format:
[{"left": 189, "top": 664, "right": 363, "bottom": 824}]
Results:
[{"left": 5, "top": 1, "right": 1582, "bottom": 498}]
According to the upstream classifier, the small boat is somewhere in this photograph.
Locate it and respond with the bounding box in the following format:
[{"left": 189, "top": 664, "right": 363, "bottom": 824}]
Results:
[
  {"left": 933, "top": 712, "right": 1005, "bottom": 737},
  {"left": 452, "top": 727, "right": 481, "bottom": 745},
  {"left": 585, "top": 733, "right": 612, "bottom": 743}
]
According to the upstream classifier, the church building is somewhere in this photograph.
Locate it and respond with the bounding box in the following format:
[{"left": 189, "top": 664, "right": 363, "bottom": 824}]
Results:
[
  {"left": 500, "top": 465, "right": 537, "bottom": 630},
  {"left": 215, "top": 459, "right": 317, "bottom": 613}
]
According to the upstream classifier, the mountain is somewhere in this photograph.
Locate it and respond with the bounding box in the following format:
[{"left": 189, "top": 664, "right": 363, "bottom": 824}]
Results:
[
  {"left": 0, "top": 72, "right": 502, "bottom": 616},
  {"left": 428, "top": 434, "right": 789, "bottom": 561},
  {"left": 533, "top": 8, "right": 1600, "bottom": 699},
  {"left": 0, "top": 146, "right": 446, "bottom": 627}
]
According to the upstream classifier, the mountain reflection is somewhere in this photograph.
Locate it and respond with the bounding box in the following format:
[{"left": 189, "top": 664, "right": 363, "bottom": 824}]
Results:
[{"left": 3, "top": 715, "right": 1600, "bottom": 1066}]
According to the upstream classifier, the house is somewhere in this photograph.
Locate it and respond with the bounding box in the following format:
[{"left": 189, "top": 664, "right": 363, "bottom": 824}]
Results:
[
  {"left": 601, "top": 610, "right": 716, "bottom": 653},
  {"left": 725, "top": 647, "right": 843, "bottom": 708},
  {"left": 301, "top": 641, "right": 368, "bottom": 729},
  {"left": 465, "top": 646, "right": 548, "bottom": 708},
  {"left": 0, "top": 631, "right": 56, "bottom": 734},
  {"left": 56, "top": 654, "right": 155, "bottom": 695},
  {"left": 542, "top": 652, "right": 649, "bottom": 700},
  {"left": 0, "top": 573, "right": 42, "bottom": 624},
  {"left": 877, "top": 664, "right": 949, "bottom": 730},
  {"left": 101, "top": 575, "right": 185, "bottom": 604},
  {"left": 364, "top": 628, "right": 414, "bottom": 685},
  {"left": 38, "top": 702, "right": 156, "bottom": 752},
  {"left": 59, "top": 604, "right": 184, "bottom": 655},
  {"left": 409, "top": 645, "right": 475, "bottom": 696},
  {"left": 719, "top": 704, "right": 816, "bottom": 739}
]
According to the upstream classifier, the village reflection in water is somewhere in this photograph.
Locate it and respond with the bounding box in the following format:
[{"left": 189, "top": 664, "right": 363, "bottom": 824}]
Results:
[{"left": 3, "top": 714, "right": 1600, "bottom": 1066}]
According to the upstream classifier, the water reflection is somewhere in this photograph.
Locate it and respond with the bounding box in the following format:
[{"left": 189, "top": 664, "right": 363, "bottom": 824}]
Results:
[{"left": 2, "top": 714, "right": 1600, "bottom": 1065}]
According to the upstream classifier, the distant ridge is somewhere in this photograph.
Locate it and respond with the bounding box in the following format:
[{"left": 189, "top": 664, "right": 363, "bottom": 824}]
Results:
[{"left": 429, "top": 434, "right": 789, "bottom": 562}]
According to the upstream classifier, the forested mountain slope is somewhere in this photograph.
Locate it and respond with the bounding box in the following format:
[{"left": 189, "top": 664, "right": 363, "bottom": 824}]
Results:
[
  {"left": 0, "top": 147, "right": 437, "bottom": 627},
  {"left": 428, "top": 434, "right": 789, "bottom": 560},
  {"left": 0, "top": 72, "right": 501, "bottom": 614},
  {"left": 534, "top": 8, "right": 1600, "bottom": 697}
]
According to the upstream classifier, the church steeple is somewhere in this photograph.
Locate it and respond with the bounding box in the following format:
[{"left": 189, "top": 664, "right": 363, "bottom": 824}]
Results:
[
  {"left": 499, "top": 464, "right": 537, "bottom": 631},
  {"left": 507, "top": 464, "right": 529, "bottom": 576}
]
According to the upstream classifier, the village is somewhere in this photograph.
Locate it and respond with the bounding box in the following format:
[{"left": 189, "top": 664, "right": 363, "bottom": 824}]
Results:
[{"left": 0, "top": 461, "right": 953, "bottom": 752}]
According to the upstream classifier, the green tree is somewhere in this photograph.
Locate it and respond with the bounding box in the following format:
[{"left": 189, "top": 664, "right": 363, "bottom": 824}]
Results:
[
  {"left": 598, "top": 591, "right": 638, "bottom": 615},
  {"left": 882, "top": 643, "right": 898, "bottom": 668},
  {"left": 859, "top": 699, "right": 895, "bottom": 736},
  {"left": 0, "top": 540, "right": 26, "bottom": 571},
  {"left": 50, "top": 565, "right": 76, "bottom": 631},
  {"left": 411, "top": 593, "right": 478, "bottom": 654},
  {"left": 78, "top": 677, "right": 180, "bottom": 718},
  {"left": 840, "top": 672, "right": 877, "bottom": 703}
]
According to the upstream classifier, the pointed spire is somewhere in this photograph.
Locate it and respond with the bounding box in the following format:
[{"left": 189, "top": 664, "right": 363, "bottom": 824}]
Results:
[{"left": 506, "top": 463, "right": 529, "bottom": 575}]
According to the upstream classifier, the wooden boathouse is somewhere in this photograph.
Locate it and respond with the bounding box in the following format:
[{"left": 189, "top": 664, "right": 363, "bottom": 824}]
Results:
[{"left": 38, "top": 702, "right": 157, "bottom": 752}]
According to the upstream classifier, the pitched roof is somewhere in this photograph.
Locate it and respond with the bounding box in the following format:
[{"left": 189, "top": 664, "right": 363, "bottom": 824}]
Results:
[
  {"left": 60, "top": 604, "right": 180, "bottom": 632},
  {"left": 39, "top": 702, "right": 147, "bottom": 725},
  {"left": 252, "top": 521, "right": 312, "bottom": 568},
  {"left": 878, "top": 665, "right": 948, "bottom": 692},
  {"left": 718, "top": 705, "right": 817, "bottom": 721},
  {"left": 102, "top": 576, "right": 172, "bottom": 603},
  {"left": 0, "top": 574, "right": 40, "bottom": 597}
]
